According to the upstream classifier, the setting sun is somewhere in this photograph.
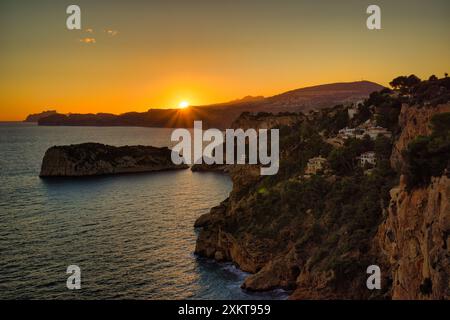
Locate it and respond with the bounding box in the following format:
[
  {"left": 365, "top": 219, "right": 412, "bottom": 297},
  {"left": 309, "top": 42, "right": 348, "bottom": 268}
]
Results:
[{"left": 178, "top": 101, "right": 190, "bottom": 109}]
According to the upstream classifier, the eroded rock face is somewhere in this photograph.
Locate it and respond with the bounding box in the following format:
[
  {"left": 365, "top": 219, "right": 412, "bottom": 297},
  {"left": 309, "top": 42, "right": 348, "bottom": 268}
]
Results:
[
  {"left": 194, "top": 198, "right": 268, "bottom": 274},
  {"left": 376, "top": 175, "right": 450, "bottom": 299},
  {"left": 194, "top": 103, "right": 450, "bottom": 299},
  {"left": 390, "top": 103, "right": 450, "bottom": 171},
  {"left": 39, "top": 143, "right": 188, "bottom": 177}
]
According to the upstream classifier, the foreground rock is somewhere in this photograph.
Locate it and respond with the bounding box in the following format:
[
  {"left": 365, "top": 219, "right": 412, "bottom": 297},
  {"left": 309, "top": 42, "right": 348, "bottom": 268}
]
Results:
[{"left": 40, "top": 143, "right": 188, "bottom": 177}]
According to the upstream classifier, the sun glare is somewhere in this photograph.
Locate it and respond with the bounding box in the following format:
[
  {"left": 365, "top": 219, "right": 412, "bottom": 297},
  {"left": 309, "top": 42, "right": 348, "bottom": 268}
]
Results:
[{"left": 178, "top": 101, "right": 190, "bottom": 109}]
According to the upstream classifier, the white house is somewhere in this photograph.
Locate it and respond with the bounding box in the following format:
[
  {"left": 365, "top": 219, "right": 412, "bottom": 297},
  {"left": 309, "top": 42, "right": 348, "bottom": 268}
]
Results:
[
  {"left": 358, "top": 151, "right": 376, "bottom": 167},
  {"left": 338, "top": 125, "right": 391, "bottom": 140},
  {"left": 365, "top": 126, "right": 392, "bottom": 139}
]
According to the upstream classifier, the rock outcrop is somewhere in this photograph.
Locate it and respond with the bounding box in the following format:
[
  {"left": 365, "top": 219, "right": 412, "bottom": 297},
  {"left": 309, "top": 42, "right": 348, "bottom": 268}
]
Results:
[
  {"left": 376, "top": 175, "right": 449, "bottom": 299},
  {"left": 194, "top": 95, "right": 450, "bottom": 299},
  {"left": 194, "top": 166, "right": 265, "bottom": 274},
  {"left": 390, "top": 103, "right": 450, "bottom": 171},
  {"left": 40, "top": 143, "right": 188, "bottom": 177}
]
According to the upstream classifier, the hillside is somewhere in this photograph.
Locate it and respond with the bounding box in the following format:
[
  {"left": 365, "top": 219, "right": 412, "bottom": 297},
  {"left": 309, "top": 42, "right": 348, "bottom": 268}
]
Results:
[
  {"left": 36, "top": 81, "right": 383, "bottom": 129},
  {"left": 193, "top": 75, "right": 450, "bottom": 299}
]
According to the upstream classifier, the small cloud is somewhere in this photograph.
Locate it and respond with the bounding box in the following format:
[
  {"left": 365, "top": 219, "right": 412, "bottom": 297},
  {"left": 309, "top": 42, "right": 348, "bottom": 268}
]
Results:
[
  {"left": 105, "top": 29, "right": 118, "bottom": 37},
  {"left": 79, "top": 37, "right": 96, "bottom": 44},
  {"left": 85, "top": 28, "right": 94, "bottom": 34}
]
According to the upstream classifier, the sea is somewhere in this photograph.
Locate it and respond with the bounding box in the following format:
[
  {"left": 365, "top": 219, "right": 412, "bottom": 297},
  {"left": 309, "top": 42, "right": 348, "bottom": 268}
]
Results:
[{"left": 0, "top": 122, "right": 288, "bottom": 299}]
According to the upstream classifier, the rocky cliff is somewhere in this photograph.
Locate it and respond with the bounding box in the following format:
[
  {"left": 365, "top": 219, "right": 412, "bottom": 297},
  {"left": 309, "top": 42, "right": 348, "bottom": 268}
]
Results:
[
  {"left": 391, "top": 103, "right": 450, "bottom": 171},
  {"left": 376, "top": 175, "right": 449, "bottom": 299},
  {"left": 40, "top": 143, "right": 188, "bottom": 177},
  {"left": 194, "top": 80, "right": 450, "bottom": 299},
  {"left": 379, "top": 100, "right": 450, "bottom": 299}
]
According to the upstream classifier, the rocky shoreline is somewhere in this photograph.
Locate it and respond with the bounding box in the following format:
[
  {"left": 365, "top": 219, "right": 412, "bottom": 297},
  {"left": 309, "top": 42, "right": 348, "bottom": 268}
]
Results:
[{"left": 40, "top": 143, "right": 188, "bottom": 177}]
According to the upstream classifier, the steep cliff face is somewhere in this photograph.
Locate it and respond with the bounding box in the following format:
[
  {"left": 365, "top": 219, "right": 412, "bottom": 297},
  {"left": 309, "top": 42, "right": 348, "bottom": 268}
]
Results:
[
  {"left": 194, "top": 97, "right": 449, "bottom": 299},
  {"left": 379, "top": 102, "right": 450, "bottom": 299},
  {"left": 391, "top": 103, "right": 450, "bottom": 171},
  {"left": 376, "top": 175, "right": 449, "bottom": 299},
  {"left": 40, "top": 143, "right": 188, "bottom": 177},
  {"left": 194, "top": 165, "right": 267, "bottom": 273}
]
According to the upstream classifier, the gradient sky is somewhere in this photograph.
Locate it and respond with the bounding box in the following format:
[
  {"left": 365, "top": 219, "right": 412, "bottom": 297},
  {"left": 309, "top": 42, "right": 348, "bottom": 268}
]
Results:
[{"left": 0, "top": 0, "right": 449, "bottom": 120}]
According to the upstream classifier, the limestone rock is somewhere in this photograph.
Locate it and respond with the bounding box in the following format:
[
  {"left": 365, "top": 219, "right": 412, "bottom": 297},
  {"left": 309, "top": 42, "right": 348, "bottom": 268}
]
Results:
[
  {"left": 39, "top": 143, "right": 188, "bottom": 177},
  {"left": 376, "top": 175, "right": 450, "bottom": 299}
]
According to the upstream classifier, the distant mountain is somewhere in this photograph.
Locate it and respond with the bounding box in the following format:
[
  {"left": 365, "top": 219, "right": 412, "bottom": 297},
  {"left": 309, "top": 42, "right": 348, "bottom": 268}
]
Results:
[
  {"left": 264, "top": 81, "right": 385, "bottom": 112},
  {"left": 24, "top": 110, "right": 57, "bottom": 122},
  {"left": 199, "top": 81, "right": 384, "bottom": 112},
  {"left": 37, "top": 81, "right": 384, "bottom": 128}
]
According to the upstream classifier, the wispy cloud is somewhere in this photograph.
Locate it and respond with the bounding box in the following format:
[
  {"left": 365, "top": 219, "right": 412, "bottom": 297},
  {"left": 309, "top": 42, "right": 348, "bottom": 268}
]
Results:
[
  {"left": 76, "top": 28, "right": 117, "bottom": 45},
  {"left": 105, "top": 29, "right": 119, "bottom": 37},
  {"left": 79, "top": 37, "right": 96, "bottom": 44}
]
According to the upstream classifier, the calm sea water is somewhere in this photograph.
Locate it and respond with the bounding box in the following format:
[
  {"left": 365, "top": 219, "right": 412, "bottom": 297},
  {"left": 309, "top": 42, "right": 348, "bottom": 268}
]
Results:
[{"left": 0, "top": 123, "right": 287, "bottom": 299}]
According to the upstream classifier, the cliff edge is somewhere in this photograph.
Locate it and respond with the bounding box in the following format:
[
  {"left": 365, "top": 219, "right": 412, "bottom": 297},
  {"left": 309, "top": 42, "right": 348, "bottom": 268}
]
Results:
[{"left": 194, "top": 76, "right": 450, "bottom": 299}]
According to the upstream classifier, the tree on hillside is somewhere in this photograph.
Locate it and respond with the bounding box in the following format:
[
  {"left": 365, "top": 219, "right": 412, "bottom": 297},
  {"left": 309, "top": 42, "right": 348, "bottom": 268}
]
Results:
[
  {"left": 389, "top": 75, "right": 421, "bottom": 93},
  {"left": 389, "top": 76, "right": 408, "bottom": 90},
  {"left": 406, "top": 74, "right": 421, "bottom": 87}
]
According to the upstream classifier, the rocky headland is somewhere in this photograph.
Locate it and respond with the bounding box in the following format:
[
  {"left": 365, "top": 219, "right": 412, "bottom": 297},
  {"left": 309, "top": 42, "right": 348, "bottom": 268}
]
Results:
[
  {"left": 194, "top": 75, "right": 450, "bottom": 299},
  {"left": 40, "top": 143, "right": 188, "bottom": 177}
]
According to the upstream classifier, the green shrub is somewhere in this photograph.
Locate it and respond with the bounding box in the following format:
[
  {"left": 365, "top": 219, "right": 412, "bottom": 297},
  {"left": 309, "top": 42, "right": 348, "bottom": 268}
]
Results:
[{"left": 404, "top": 112, "right": 450, "bottom": 189}]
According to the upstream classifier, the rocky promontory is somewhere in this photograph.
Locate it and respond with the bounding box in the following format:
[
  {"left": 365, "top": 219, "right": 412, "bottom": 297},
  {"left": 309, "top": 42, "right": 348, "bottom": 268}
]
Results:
[
  {"left": 194, "top": 75, "right": 450, "bottom": 299},
  {"left": 40, "top": 143, "right": 188, "bottom": 177}
]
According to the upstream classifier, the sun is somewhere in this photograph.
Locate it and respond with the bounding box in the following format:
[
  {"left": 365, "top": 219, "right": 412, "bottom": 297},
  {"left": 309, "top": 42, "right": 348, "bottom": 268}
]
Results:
[{"left": 178, "top": 101, "right": 190, "bottom": 109}]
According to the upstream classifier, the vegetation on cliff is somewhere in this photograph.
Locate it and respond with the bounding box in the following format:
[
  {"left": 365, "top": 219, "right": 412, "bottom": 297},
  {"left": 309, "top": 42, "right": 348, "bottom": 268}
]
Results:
[
  {"left": 194, "top": 75, "right": 450, "bottom": 299},
  {"left": 403, "top": 112, "right": 450, "bottom": 189}
]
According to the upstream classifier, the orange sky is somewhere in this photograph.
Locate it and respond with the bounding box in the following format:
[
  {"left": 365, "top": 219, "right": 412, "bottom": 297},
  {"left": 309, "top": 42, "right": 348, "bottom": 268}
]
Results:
[{"left": 1, "top": 0, "right": 449, "bottom": 120}]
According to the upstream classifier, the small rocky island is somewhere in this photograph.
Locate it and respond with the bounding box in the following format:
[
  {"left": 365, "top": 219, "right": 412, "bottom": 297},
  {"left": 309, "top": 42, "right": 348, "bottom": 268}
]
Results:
[{"left": 40, "top": 143, "right": 188, "bottom": 177}]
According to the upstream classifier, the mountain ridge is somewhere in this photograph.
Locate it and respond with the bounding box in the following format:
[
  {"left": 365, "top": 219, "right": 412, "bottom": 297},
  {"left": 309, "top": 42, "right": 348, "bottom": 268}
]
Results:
[{"left": 35, "top": 80, "right": 384, "bottom": 128}]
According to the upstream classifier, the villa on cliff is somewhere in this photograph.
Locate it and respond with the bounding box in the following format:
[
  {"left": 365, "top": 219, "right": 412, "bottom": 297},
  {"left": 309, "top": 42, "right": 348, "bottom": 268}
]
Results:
[
  {"left": 338, "top": 123, "right": 391, "bottom": 140},
  {"left": 305, "top": 156, "right": 328, "bottom": 175},
  {"left": 364, "top": 126, "right": 392, "bottom": 139},
  {"left": 358, "top": 151, "right": 376, "bottom": 167}
]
